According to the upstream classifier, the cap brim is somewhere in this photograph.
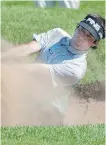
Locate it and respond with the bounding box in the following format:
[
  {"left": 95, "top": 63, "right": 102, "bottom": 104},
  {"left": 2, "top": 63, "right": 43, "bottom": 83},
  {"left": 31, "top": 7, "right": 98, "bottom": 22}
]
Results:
[{"left": 79, "top": 22, "right": 100, "bottom": 40}]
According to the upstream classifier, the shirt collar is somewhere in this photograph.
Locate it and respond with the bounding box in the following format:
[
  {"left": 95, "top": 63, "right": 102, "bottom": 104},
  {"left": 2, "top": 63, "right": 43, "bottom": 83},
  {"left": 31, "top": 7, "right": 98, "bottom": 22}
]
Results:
[{"left": 61, "top": 37, "right": 88, "bottom": 55}]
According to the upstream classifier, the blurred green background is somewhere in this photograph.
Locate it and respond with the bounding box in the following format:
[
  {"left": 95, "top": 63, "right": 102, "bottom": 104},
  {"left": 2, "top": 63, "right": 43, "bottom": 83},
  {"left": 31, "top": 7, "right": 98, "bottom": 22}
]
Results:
[{"left": 1, "top": 1, "right": 105, "bottom": 84}]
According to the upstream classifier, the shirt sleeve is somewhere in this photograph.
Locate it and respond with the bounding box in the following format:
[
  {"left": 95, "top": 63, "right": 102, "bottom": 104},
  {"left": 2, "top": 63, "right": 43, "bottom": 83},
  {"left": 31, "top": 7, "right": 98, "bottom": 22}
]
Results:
[
  {"left": 33, "top": 28, "right": 60, "bottom": 50},
  {"left": 49, "top": 61, "right": 86, "bottom": 87}
]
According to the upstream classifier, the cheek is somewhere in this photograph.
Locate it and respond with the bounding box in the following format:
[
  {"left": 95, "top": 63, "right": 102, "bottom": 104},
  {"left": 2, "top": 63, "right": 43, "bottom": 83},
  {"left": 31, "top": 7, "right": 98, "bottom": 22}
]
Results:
[
  {"left": 79, "top": 35, "right": 94, "bottom": 46},
  {"left": 77, "top": 40, "right": 91, "bottom": 50},
  {"left": 87, "top": 40, "right": 94, "bottom": 46}
]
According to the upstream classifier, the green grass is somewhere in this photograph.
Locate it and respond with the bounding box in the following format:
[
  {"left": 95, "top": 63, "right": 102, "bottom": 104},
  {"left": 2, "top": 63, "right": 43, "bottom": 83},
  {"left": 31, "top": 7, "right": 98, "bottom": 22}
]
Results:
[
  {"left": 1, "top": 1, "right": 105, "bottom": 84},
  {"left": 1, "top": 124, "right": 105, "bottom": 145},
  {"left": 1, "top": 2, "right": 105, "bottom": 144}
]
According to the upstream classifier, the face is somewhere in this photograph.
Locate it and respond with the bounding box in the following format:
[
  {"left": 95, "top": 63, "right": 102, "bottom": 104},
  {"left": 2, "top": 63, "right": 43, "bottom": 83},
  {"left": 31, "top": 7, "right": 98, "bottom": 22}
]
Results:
[{"left": 71, "top": 26, "right": 98, "bottom": 51}]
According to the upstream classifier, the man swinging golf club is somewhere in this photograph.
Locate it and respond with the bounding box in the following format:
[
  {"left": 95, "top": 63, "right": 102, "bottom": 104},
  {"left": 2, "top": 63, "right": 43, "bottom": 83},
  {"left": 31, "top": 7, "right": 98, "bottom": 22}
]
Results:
[{"left": 2, "top": 13, "right": 105, "bottom": 126}]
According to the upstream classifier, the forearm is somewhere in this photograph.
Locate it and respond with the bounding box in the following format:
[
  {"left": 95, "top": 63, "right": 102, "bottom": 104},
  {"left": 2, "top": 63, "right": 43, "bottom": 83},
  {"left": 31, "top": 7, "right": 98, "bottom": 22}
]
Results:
[
  {"left": 2, "top": 40, "right": 41, "bottom": 58},
  {"left": 21, "top": 63, "right": 53, "bottom": 86},
  {"left": 2, "top": 63, "right": 54, "bottom": 101}
]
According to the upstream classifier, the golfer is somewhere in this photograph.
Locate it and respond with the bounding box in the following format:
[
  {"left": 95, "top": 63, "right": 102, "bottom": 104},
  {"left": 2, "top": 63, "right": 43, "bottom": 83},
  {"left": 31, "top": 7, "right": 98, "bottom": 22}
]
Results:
[
  {"left": 2, "top": 13, "right": 105, "bottom": 121},
  {"left": 31, "top": 13, "right": 105, "bottom": 87}
]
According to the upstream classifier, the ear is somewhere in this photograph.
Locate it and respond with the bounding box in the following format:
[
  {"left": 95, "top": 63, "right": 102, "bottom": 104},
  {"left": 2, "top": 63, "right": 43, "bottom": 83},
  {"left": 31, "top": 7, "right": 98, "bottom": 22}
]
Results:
[{"left": 92, "top": 40, "right": 99, "bottom": 47}]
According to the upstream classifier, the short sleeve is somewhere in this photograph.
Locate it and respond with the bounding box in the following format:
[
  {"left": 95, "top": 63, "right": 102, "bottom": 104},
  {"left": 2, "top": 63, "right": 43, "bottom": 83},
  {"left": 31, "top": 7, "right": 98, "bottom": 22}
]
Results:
[
  {"left": 33, "top": 28, "right": 60, "bottom": 49},
  {"left": 49, "top": 61, "right": 86, "bottom": 86}
]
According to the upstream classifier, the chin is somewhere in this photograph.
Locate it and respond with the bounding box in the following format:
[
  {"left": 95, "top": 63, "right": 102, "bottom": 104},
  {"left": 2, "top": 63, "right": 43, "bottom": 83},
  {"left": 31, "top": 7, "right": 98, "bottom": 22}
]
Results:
[{"left": 75, "top": 44, "right": 88, "bottom": 51}]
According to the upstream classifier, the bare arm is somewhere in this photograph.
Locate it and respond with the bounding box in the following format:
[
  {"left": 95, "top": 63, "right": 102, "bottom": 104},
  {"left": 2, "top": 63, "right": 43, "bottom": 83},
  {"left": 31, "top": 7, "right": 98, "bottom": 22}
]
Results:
[{"left": 2, "top": 40, "right": 41, "bottom": 58}]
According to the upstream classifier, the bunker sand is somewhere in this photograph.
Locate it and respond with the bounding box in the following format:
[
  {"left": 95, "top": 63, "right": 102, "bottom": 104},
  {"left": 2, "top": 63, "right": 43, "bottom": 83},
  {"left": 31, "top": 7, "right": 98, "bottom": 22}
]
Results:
[{"left": 1, "top": 40, "right": 105, "bottom": 126}]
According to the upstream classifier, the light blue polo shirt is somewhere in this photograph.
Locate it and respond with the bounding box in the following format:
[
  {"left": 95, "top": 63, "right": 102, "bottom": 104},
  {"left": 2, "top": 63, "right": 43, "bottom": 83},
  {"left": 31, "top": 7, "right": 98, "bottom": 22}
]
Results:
[{"left": 33, "top": 28, "right": 87, "bottom": 114}]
